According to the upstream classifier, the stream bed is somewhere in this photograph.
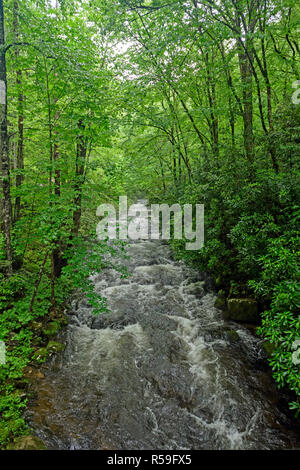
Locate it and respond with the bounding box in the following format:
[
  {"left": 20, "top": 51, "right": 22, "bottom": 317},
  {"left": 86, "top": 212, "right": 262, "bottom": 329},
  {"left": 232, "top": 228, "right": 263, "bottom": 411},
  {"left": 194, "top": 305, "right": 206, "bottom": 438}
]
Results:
[{"left": 26, "top": 234, "right": 300, "bottom": 450}]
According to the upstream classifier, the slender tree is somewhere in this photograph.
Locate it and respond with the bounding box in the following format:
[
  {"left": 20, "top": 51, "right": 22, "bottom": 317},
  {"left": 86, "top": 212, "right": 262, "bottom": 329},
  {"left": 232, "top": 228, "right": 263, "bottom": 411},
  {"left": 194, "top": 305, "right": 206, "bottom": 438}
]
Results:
[{"left": 0, "top": 0, "right": 13, "bottom": 275}]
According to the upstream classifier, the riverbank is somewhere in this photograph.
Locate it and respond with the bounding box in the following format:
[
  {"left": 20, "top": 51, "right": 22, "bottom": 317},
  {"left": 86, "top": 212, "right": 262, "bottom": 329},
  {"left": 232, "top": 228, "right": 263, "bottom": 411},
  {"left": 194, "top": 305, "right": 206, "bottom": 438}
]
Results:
[{"left": 0, "top": 292, "right": 68, "bottom": 450}]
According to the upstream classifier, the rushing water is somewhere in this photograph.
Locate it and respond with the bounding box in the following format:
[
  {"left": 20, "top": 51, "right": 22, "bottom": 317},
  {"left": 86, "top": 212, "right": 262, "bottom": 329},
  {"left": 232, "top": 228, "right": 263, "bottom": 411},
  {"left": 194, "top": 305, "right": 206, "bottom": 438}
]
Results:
[{"left": 27, "top": 215, "right": 300, "bottom": 450}]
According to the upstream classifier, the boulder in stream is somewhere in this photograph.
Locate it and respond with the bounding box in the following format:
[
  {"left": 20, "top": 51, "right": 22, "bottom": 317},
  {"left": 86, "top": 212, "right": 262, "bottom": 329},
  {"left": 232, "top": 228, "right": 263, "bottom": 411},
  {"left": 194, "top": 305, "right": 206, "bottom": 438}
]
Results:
[
  {"left": 224, "top": 328, "right": 240, "bottom": 342},
  {"left": 47, "top": 341, "right": 66, "bottom": 353},
  {"left": 227, "top": 298, "right": 259, "bottom": 323},
  {"left": 32, "top": 347, "right": 49, "bottom": 363},
  {"left": 214, "top": 290, "right": 226, "bottom": 310},
  {"left": 183, "top": 281, "right": 205, "bottom": 297}
]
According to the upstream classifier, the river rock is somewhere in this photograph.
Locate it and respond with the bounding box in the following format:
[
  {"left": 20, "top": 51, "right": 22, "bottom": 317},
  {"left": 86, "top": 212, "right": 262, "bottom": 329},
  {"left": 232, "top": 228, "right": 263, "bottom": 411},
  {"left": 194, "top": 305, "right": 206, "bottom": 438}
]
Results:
[
  {"left": 214, "top": 290, "right": 226, "bottom": 310},
  {"left": 47, "top": 341, "right": 65, "bottom": 353},
  {"left": 224, "top": 329, "right": 240, "bottom": 342},
  {"left": 32, "top": 347, "right": 49, "bottom": 363},
  {"left": 227, "top": 298, "right": 259, "bottom": 323},
  {"left": 183, "top": 281, "right": 205, "bottom": 297},
  {"left": 23, "top": 367, "right": 45, "bottom": 380},
  {"left": 7, "top": 435, "right": 46, "bottom": 450}
]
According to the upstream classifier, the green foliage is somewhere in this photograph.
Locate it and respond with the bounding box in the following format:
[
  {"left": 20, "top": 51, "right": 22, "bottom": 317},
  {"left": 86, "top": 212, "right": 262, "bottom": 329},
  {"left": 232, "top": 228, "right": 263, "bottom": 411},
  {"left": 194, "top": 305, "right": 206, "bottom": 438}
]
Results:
[
  {"left": 0, "top": 0, "right": 299, "bottom": 448},
  {"left": 167, "top": 168, "right": 300, "bottom": 414},
  {"left": 60, "top": 235, "right": 128, "bottom": 315}
]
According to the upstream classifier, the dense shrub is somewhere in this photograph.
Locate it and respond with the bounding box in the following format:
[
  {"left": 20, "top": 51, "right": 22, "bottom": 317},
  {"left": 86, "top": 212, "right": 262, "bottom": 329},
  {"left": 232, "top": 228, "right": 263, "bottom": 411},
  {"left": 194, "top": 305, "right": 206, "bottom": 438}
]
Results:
[{"left": 170, "top": 168, "right": 300, "bottom": 415}]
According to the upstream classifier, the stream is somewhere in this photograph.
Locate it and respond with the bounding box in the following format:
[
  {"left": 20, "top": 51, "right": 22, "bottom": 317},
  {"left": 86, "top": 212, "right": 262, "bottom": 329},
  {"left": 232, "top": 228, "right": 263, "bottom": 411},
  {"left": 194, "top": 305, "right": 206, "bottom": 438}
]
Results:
[{"left": 26, "top": 213, "right": 300, "bottom": 450}]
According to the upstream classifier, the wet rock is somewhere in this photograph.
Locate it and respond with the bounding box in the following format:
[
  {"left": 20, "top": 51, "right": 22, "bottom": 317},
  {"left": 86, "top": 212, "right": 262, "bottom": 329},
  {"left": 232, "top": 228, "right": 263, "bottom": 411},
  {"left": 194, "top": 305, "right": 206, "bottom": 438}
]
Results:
[
  {"left": 183, "top": 281, "right": 205, "bottom": 297},
  {"left": 224, "top": 329, "right": 240, "bottom": 343},
  {"left": 47, "top": 341, "right": 66, "bottom": 353},
  {"left": 36, "top": 370, "right": 45, "bottom": 379},
  {"left": 7, "top": 435, "right": 47, "bottom": 450},
  {"left": 133, "top": 264, "right": 184, "bottom": 286},
  {"left": 227, "top": 298, "right": 259, "bottom": 323},
  {"left": 148, "top": 363, "right": 194, "bottom": 410},
  {"left": 32, "top": 347, "right": 49, "bottom": 363},
  {"left": 24, "top": 367, "right": 45, "bottom": 380},
  {"left": 214, "top": 290, "right": 226, "bottom": 310}
]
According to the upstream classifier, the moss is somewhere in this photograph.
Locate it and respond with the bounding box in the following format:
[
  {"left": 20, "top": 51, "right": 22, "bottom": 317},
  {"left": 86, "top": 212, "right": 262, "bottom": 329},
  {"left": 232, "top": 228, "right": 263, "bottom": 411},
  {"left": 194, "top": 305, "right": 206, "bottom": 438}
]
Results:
[
  {"left": 31, "top": 321, "right": 43, "bottom": 332},
  {"left": 214, "top": 290, "right": 226, "bottom": 310},
  {"left": 6, "top": 435, "right": 47, "bottom": 450},
  {"left": 32, "top": 347, "right": 49, "bottom": 363},
  {"left": 227, "top": 298, "right": 259, "bottom": 323},
  {"left": 46, "top": 341, "right": 65, "bottom": 353},
  {"left": 228, "top": 283, "right": 252, "bottom": 299},
  {"left": 42, "top": 321, "right": 61, "bottom": 337},
  {"left": 224, "top": 329, "right": 240, "bottom": 342}
]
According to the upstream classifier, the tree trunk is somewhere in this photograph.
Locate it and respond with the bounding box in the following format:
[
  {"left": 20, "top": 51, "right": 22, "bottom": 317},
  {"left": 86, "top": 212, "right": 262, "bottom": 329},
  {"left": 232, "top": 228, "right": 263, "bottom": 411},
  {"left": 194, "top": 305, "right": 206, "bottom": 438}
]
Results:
[
  {"left": 28, "top": 250, "right": 49, "bottom": 313},
  {"left": 72, "top": 120, "right": 87, "bottom": 237},
  {"left": 204, "top": 49, "right": 219, "bottom": 158},
  {"left": 0, "top": 0, "right": 13, "bottom": 275},
  {"left": 238, "top": 44, "right": 254, "bottom": 163},
  {"left": 51, "top": 83, "right": 63, "bottom": 280},
  {"left": 13, "top": 0, "right": 24, "bottom": 223}
]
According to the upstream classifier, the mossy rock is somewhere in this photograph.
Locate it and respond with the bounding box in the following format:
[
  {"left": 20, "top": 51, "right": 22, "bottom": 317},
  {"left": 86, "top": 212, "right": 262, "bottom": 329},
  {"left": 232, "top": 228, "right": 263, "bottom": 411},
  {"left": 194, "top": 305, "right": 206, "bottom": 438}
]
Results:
[
  {"left": 31, "top": 321, "right": 43, "bottom": 332},
  {"left": 214, "top": 290, "right": 226, "bottom": 310},
  {"left": 262, "top": 341, "right": 276, "bottom": 357},
  {"left": 7, "top": 435, "right": 47, "bottom": 450},
  {"left": 32, "top": 347, "right": 49, "bottom": 363},
  {"left": 224, "top": 329, "right": 240, "bottom": 342},
  {"left": 227, "top": 298, "right": 259, "bottom": 323},
  {"left": 46, "top": 341, "right": 65, "bottom": 353},
  {"left": 42, "top": 321, "right": 60, "bottom": 337}
]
